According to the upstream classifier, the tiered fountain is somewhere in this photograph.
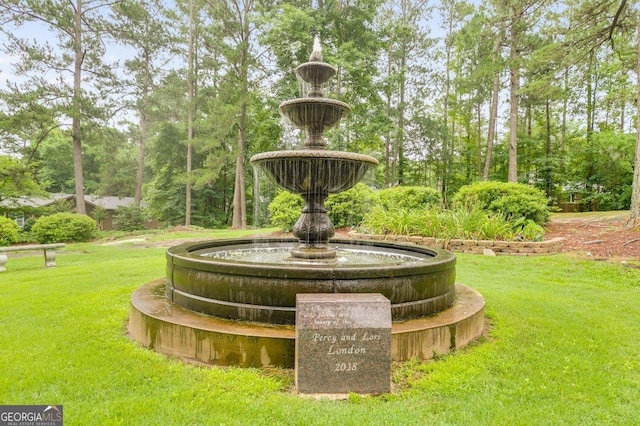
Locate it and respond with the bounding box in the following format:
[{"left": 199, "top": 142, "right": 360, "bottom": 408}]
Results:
[{"left": 129, "top": 39, "right": 485, "bottom": 368}]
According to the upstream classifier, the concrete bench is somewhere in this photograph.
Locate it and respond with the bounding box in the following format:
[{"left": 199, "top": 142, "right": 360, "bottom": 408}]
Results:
[{"left": 0, "top": 243, "right": 66, "bottom": 272}]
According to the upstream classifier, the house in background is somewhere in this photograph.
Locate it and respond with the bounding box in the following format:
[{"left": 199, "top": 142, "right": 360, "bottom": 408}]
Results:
[{"left": 1, "top": 194, "right": 158, "bottom": 231}]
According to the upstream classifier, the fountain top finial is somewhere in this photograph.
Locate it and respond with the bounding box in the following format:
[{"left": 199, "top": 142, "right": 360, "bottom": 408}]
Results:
[{"left": 309, "top": 36, "right": 323, "bottom": 62}]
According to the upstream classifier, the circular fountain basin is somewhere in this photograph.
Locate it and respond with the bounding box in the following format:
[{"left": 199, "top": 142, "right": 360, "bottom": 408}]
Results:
[
  {"left": 165, "top": 238, "right": 457, "bottom": 325},
  {"left": 250, "top": 150, "right": 379, "bottom": 194},
  {"left": 130, "top": 281, "right": 484, "bottom": 368}
]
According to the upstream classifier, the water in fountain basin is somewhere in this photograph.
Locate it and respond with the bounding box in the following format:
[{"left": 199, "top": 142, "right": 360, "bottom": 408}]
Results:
[{"left": 199, "top": 245, "right": 427, "bottom": 265}]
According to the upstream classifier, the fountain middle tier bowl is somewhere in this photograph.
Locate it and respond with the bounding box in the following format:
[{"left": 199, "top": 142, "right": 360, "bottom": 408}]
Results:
[
  {"left": 279, "top": 97, "right": 350, "bottom": 130},
  {"left": 165, "top": 238, "right": 457, "bottom": 325},
  {"left": 250, "top": 150, "right": 379, "bottom": 194}
]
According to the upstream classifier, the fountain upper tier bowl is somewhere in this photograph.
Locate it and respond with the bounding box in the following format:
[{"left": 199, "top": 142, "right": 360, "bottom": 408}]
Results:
[
  {"left": 295, "top": 61, "right": 336, "bottom": 91},
  {"left": 250, "top": 150, "right": 378, "bottom": 194},
  {"left": 165, "top": 238, "right": 457, "bottom": 325}
]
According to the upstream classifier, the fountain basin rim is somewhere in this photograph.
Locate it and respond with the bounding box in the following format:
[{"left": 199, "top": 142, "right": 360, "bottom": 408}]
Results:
[
  {"left": 166, "top": 238, "right": 455, "bottom": 279},
  {"left": 250, "top": 150, "right": 379, "bottom": 166}
]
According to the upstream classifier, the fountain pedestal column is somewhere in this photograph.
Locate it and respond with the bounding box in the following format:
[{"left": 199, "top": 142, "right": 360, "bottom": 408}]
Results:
[{"left": 291, "top": 192, "right": 336, "bottom": 260}]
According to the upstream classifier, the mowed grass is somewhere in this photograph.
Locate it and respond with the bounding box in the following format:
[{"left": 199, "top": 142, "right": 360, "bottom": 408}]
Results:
[{"left": 1, "top": 232, "right": 639, "bottom": 425}]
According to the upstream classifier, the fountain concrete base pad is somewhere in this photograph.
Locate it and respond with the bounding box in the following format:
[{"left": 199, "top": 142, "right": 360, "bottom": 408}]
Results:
[{"left": 129, "top": 280, "right": 485, "bottom": 368}]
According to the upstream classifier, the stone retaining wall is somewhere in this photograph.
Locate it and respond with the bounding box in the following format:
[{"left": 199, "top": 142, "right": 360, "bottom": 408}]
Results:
[{"left": 347, "top": 232, "right": 565, "bottom": 256}]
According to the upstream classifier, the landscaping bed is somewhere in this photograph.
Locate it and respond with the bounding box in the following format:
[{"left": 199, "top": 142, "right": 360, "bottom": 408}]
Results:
[
  {"left": 347, "top": 211, "right": 640, "bottom": 261},
  {"left": 545, "top": 212, "right": 640, "bottom": 260}
]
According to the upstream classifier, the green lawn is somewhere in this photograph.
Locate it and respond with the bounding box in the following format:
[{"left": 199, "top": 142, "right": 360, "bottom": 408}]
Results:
[{"left": 1, "top": 232, "right": 639, "bottom": 425}]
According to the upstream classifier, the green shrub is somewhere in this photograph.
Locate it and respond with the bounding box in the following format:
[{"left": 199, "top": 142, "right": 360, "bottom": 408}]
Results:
[
  {"left": 0, "top": 216, "right": 19, "bottom": 246},
  {"left": 31, "top": 213, "right": 97, "bottom": 243},
  {"left": 453, "top": 181, "right": 551, "bottom": 225},
  {"left": 113, "top": 205, "right": 146, "bottom": 232},
  {"left": 379, "top": 186, "right": 442, "bottom": 211},
  {"left": 268, "top": 185, "right": 380, "bottom": 232},
  {"left": 326, "top": 183, "right": 380, "bottom": 228},
  {"left": 268, "top": 191, "right": 304, "bottom": 232}
]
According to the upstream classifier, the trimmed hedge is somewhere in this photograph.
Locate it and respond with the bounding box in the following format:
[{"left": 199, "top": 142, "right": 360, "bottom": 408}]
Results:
[
  {"left": 453, "top": 181, "right": 551, "bottom": 225},
  {"left": 0, "top": 216, "right": 19, "bottom": 246},
  {"left": 31, "top": 213, "right": 97, "bottom": 243},
  {"left": 325, "top": 183, "right": 380, "bottom": 228},
  {"left": 268, "top": 191, "right": 304, "bottom": 232},
  {"left": 268, "top": 184, "right": 381, "bottom": 232},
  {"left": 379, "top": 186, "right": 442, "bottom": 211}
]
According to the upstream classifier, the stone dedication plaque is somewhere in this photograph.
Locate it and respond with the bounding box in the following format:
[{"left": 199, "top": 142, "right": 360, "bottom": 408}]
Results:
[{"left": 295, "top": 293, "right": 392, "bottom": 394}]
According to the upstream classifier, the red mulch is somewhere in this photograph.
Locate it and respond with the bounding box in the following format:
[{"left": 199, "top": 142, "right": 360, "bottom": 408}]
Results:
[{"left": 544, "top": 216, "right": 640, "bottom": 261}]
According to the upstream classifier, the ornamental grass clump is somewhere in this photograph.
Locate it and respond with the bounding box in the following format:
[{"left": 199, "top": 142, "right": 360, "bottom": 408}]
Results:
[
  {"left": 359, "top": 206, "right": 519, "bottom": 241},
  {"left": 426, "top": 207, "right": 513, "bottom": 241},
  {"left": 358, "top": 206, "right": 425, "bottom": 236}
]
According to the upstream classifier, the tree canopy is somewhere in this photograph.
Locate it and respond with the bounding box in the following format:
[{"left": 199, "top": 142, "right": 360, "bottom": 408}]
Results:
[{"left": 0, "top": 0, "right": 638, "bottom": 228}]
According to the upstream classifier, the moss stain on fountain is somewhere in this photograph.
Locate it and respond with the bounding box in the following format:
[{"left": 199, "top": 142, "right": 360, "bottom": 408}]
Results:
[{"left": 128, "top": 38, "right": 485, "bottom": 368}]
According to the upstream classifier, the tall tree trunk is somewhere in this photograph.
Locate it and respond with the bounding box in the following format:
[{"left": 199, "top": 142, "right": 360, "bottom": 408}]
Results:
[
  {"left": 134, "top": 109, "right": 147, "bottom": 205},
  {"left": 232, "top": 130, "right": 246, "bottom": 229},
  {"left": 231, "top": 1, "right": 250, "bottom": 229},
  {"left": 73, "top": 0, "right": 86, "bottom": 214},
  {"left": 477, "top": 100, "right": 482, "bottom": 177},
  {"left": 561, "top": 67, "right": 568, "bottom": 152},
  {"left": 442, "top": 19, "right": 453, "bottom": 200},
  {"left": 545, "top": 98, "right": 552, "bottom": 197},
  {"left": 586, "top": 50, "right": 594, "bottom": 143},
  {"left": 232, "top": 83, "right": 247, "bottom": 229},
  {"left": 134, "top": 51, "right": 150, "bottom": 206},
  {"left": 397, "top": 52, "right": 406, "bottom": 185},
  {"left": 385, "top": 44, "right": 392, "bottom": 186},
  {"left": 483, "top": 53, "right": 500, "bottom": 181},
  {"left": 626, "top": 14, "right": 640, "bottom": 229},
  {"left": 135, "top": 111, "right": 146, "bottom": 207},
  {"left": 507, "top": 20, "right": 519, "bottom": 183},
  {"left": 185, "top": 0, "right": 195, "bottom": 226}
]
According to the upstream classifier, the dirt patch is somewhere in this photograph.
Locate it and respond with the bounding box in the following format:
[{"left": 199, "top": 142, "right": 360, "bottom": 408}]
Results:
[{"left": 544, "top": 214, "right": 640, "bottom": 261}]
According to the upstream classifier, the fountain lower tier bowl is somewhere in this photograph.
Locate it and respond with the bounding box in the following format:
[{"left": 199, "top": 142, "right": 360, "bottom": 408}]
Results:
[
  {"left": 250, "top": 150, "right": 379, "bottom": 194},
  {"left": 165, "top": 238, "right": 457, "bottom": 325}
]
